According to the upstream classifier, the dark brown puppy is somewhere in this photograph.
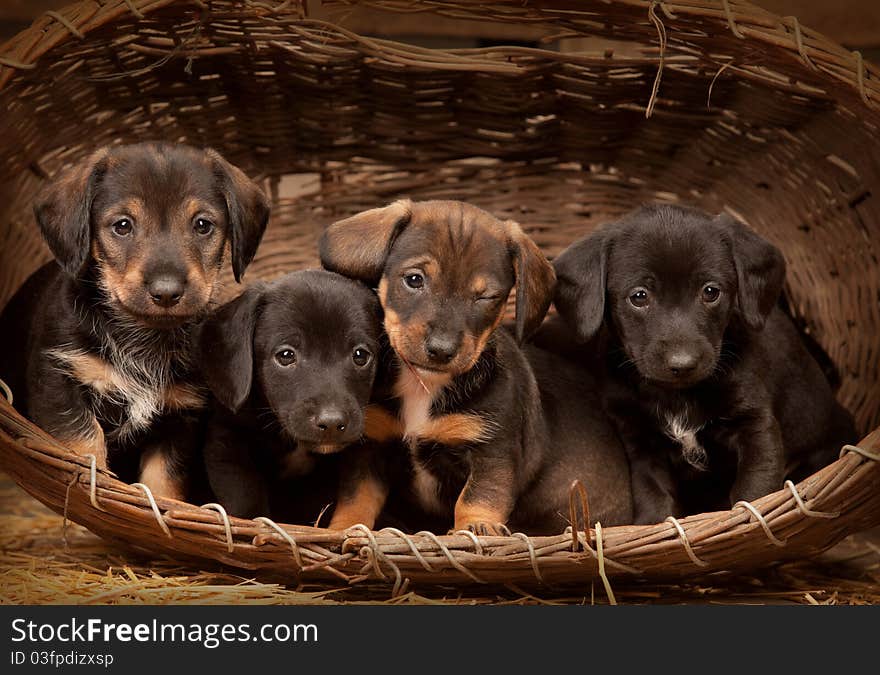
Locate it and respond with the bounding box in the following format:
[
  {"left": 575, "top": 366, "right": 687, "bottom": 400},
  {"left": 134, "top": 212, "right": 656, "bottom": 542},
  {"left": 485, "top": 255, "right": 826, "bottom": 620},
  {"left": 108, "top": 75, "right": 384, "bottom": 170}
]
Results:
[
  {"left": 550, "top": 204, "right": 856, "bottom": 524},
  {"left": 192, "top": 270, "right": 383, "bottom": 521},
  {"left": 321, "top": 199, "right": 632, "bottom": 535},
  {"left": 0, "top": 142, "right": 269, "bottom": 499}
]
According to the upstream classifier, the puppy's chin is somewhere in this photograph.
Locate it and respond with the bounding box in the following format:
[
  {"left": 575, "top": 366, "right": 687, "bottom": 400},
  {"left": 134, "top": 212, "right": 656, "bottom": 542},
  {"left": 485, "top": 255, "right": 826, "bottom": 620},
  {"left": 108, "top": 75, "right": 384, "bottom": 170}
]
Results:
[
  {"left": 641, "top": 365, "right": 715, "bottom": 389},
  {"left": 126, "top": 311, "right": 194, "bottom": 330},
  {"left": 396, "top": 350, "right": 479, "bottom": 379},
  {"left": 110, "top": 295, "right": 202, "bottom": 329},
  {"left": 293, "top": 441, "right": 346, "bottom": 455},
  {"left": 281, "top": 421, "right": 364, "bottom": 453},
  {"left": 410, "top": 363, "right": 459, "bottom": 379}
]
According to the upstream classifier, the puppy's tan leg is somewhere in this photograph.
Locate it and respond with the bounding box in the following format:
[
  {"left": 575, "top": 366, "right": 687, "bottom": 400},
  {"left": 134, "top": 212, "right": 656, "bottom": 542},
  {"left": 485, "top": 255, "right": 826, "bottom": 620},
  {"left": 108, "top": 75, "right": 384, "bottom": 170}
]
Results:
[
  {"left": 139, "top": 448, "right": 185, "bottom": 501},
  {"left": 60, "top": 416, "right": 108, "bottom": 470},
  {"left": 453, "top": 461, "right": 515, "bottom": 535},
  {"left": 329, "top": 475, "right": 388, "bottom": 531}
]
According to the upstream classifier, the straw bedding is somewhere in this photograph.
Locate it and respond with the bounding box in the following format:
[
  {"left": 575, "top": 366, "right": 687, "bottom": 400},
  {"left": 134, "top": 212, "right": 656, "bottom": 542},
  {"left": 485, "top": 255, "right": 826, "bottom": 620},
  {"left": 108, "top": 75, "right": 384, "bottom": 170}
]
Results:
[{"left": 0, "top": 0, "right": 879, "bottom": 596}]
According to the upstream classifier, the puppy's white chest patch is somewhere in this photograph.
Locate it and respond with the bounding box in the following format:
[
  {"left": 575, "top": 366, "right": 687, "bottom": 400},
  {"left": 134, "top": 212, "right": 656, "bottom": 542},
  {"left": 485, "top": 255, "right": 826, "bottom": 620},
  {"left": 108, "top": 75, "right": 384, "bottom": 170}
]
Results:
[
  {"left": 47, "top": 348, "right": 205, "bottom": 439},
  {"left": 394, "top": 367, "right": 450, "bottom": 441},
  {"left": 664, "top": 412, "right": 707, "bottom": 470},
  {"left": 394, "top": 366, "right": 450, "bottom": 514}
]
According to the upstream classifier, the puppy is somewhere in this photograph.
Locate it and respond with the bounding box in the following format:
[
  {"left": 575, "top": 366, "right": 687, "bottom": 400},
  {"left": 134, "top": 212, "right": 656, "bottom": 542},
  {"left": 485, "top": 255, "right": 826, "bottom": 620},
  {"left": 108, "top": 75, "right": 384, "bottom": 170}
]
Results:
[
  {"left": 193, "top": 270, "right": 383, "bottom": 521},
  {"left": 321, "top": 199, "right": 632, "bottom": 535},
  {"left": 551, "top": 204, "right": 856, "bottom": 524},
  {"left": 0, "top": 143, "right": 269, "bottom": 499}
]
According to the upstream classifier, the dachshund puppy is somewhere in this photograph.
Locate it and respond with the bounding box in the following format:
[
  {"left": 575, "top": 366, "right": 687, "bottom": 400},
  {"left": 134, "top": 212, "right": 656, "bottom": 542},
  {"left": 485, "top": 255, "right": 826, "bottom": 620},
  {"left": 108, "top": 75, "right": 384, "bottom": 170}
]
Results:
[
  {"left": 193, "top": 270, "right": 383, "bottom": 521},
  {"left": 321, "top": 199, "right": 632, "bottom": 535},
  {"left": 551, "top": 204, "right": 856, "bottom": 524},
  {"left": 0, "top": 143, "right": 269, "bottom": 499}
]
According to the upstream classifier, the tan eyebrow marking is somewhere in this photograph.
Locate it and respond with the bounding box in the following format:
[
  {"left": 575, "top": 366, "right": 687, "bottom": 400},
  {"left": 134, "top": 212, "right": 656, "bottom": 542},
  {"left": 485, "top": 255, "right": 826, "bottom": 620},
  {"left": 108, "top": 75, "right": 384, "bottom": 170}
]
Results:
[
  {"left": 399, "top": 256, "right": 439, "bottom": 277},
  {"left": 184, "top": 197, "right": 222, "bottom": 220},
  {"left": 96, "top": 197, "right": 145, "bottom": 222}
]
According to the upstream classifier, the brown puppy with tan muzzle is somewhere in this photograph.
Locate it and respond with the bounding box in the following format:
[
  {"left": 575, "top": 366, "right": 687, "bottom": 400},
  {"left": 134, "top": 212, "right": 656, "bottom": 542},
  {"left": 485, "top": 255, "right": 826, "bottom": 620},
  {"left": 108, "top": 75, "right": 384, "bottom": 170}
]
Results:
[
  {"left": 320, "top": 199, "right": 632, "bottom": 535},
  {"left": 0, "top": 142, "right": 269, "bottom": 499}
]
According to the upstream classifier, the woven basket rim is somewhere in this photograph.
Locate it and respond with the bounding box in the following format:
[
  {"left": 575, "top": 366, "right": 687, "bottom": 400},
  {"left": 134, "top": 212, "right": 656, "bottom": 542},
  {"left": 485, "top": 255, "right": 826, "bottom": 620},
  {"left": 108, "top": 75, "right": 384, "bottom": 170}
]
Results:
[
  {"left": 0, "top": 0, "right": 879, "bottom": 592},
  {"left": 1, "top": 391, "right": 878, "bottom": 590}
]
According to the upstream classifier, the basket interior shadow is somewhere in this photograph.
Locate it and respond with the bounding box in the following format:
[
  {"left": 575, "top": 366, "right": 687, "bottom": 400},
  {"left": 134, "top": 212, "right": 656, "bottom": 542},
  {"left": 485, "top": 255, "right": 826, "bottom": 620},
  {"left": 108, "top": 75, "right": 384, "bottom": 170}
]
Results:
[{"left": 0, "top": 0, "right": 878, "bottom": 590}]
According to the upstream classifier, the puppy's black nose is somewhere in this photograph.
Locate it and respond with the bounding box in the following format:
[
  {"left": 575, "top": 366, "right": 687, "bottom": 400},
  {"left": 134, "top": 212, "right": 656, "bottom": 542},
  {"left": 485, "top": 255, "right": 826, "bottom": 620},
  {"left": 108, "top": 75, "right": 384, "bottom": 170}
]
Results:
[
  {"left": 314, "top": 408, "right": 348, "bottom": 434},
  {"left": 147, "top": 275, "right": 185, "bottom": 308},
  {"left": 425, "top": 334, "right": 460, "bottom": 365},
  {"left": 667, "top": 350, "right": 698, "bottom": 376}
]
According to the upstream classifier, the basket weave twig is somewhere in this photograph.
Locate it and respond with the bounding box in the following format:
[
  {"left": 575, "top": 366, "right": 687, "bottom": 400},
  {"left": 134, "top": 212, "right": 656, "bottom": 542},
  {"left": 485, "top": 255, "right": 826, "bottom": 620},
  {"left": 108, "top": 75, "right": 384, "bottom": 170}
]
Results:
[{"left": 0, "top": 0, "right": 879, "bottom": 591}]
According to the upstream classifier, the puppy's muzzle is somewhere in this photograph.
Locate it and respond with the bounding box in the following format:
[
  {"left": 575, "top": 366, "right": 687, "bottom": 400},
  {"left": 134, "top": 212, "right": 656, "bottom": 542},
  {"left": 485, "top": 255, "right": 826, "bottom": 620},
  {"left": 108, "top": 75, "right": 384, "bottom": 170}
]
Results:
[
  {"left": 146, "top": 273, "right": 186, "bottom": 308},
  {"left": 302, "top": 404, "right": 364, "bottom": 448},
  {"left": 666, "top": 349, "right": 698, "bottom": 378},
  {"left": 650, "top": 343, "right": 715, "bottom": 387},
  {"left": 424, "top": 330, "right": 463, "bottom": 366},
  {"left": 314, "top": 406, "right": 349, "bottom": 435}
]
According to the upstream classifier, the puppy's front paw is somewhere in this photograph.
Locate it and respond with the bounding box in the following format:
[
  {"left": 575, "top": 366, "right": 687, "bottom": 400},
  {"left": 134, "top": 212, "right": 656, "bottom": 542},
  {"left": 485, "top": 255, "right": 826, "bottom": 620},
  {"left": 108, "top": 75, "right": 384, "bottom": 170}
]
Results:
[
  {"left": 453, "top": 502, "right": 510, "bottom": 536},
  {"left": 453, "top": 522, "right": 511, "bottom": 537}
]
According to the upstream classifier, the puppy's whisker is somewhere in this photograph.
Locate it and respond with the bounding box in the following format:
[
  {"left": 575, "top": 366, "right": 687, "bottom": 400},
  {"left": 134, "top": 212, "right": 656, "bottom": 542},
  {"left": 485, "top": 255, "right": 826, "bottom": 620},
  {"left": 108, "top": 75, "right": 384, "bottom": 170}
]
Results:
[
  {"left": 609, "top": 345, "right": 642, "bottom": 375},
  {"left": 398, "top": 352, "right": 431, "bottom": 395},
  {"left": 255, "top": 408, "right": 282, "bottom": 433},
  {"left": 712, "top": 348, "right": 740, "bottom": 378}
]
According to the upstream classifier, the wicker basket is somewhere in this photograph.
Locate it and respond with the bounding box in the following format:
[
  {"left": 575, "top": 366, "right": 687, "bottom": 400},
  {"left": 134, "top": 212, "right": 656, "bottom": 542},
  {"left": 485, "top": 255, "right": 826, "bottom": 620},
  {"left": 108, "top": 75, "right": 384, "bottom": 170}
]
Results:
[{"left": 0, "top": 0, "right": 878, "bottom": 592}]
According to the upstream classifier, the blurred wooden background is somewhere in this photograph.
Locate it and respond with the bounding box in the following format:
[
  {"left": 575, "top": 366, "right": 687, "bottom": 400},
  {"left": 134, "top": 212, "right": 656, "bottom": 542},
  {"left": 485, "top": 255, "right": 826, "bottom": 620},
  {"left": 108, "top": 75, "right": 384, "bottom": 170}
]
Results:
[{"left": 1, "top": 0, "right": 878, "bottom": 62}]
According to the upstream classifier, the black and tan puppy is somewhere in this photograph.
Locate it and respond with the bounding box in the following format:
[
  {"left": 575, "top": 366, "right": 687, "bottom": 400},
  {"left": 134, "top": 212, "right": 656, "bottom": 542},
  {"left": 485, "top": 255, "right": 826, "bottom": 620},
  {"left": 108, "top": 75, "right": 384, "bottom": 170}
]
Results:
[
  {"left": 0, "top": 142, "right": 269, "bottom": 498},
  {"left": 321, "top": 199, "right": 632, "bottom": 535},
  {"left": 551, "top": 204, "right": 856, "bottom": 524},
  {"left": 193, "top": 270, "right": 383, "bottom": 521}
]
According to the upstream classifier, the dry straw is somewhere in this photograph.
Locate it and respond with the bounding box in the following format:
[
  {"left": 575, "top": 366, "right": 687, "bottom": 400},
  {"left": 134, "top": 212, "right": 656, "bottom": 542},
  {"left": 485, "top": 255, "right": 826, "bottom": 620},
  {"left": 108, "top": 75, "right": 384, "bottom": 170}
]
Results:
[{"left": 0, "top": 0, "right": 879, "bottom": 593}]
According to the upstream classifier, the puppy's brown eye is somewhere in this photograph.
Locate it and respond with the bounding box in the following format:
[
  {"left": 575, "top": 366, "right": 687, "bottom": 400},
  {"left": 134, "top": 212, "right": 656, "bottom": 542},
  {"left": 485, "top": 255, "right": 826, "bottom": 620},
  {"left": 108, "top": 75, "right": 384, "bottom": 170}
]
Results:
[
  {"left": 194, "top": 218, "right": 214, "bottom": 236},
  {"left": 112, "top": 218, "right": 133, "bottom": 237},
  {"left": 352, "top": 346, "right": 372, "bottom": 367},
  {"left": 629, "top": 288, "right": 650, "bottom": 308},
  {"left": 275, "top": 347, "right": 296, "bottom": 367},
  {"left": 404, "top": 273, "right": 424, "bottom": 290},
  {"left": 702, "top": 284, "right": 721, "bottom": 304}
]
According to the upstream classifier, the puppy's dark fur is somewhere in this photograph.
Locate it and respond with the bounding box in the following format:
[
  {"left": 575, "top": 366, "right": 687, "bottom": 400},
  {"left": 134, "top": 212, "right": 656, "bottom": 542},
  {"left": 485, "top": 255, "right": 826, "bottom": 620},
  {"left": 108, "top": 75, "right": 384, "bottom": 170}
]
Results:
[
  {"left": 193, "top": 270, "right": 383, "bottom": 521},
  {"left": 550, "top": 204, "right": 856, "bottom": 524},
  {"left": 321, "top": 199, "right": 632, "bottom": 535},
  {"left": 0, "top": 142, "right": 269, "bottom": 499}
]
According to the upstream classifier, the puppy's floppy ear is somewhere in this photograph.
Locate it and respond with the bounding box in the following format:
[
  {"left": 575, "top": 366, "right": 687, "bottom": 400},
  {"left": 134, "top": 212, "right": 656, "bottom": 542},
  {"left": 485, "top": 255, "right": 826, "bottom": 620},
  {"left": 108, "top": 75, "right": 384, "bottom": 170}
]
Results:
[
  {"left": 319, "top": 199, "right": 412, "bottom": 286},
  {"left": 552, "top": 229, "right": 609, "bottom": 343},
  {"left": 194, "top": 285, "right": 263, "bottom": 412},
  {"left": 207, "top": 149, "right": 270, "bottom": 283},
  {"left": 34, "top": 148, "right": 110, "bottom": 278},
  {"left": 506, "top": 221, "right": 556, "bottom": 343},
  {"left": 717, "top": 213, "right": 786, "bottom": 331}
]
